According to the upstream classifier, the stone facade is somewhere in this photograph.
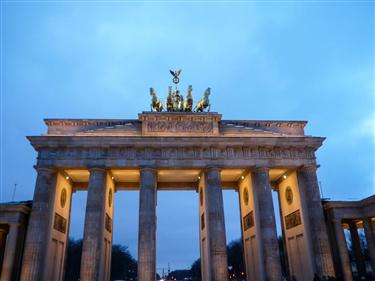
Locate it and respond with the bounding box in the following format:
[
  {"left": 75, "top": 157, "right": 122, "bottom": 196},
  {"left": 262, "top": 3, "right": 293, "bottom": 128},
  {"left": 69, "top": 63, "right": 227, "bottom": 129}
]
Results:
[
  {"left": 0, "top": 201, "right": 31, "bottom": 281},
  {"left": 324, "top": 195, "right": 375, "bottom": 280},
  {"left": 1, "top": 111, "right": 361, "bottom": 281}
]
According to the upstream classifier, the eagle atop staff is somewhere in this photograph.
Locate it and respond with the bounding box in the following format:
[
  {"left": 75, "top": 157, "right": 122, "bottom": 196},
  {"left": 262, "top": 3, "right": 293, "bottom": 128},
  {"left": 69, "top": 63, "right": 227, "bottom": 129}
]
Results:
[{"left": 170, "top": 69, "right": 182, "bottom": 84}]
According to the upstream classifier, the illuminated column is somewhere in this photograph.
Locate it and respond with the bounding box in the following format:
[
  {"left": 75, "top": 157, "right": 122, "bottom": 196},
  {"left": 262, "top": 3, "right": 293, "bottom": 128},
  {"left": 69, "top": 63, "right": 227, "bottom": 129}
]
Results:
[
  {"left": 349, "top": 221, "right": 366, "bottom": 276},
  {"left": 332, "top": 220, "right": 352, "bottom": 281},
  {"left": 238, "top": 171, "right": 264, "bottom": 281},
  {"left": 363, "top": 217, "right": 375, "bottom": 274},
  {"left": 20, "top": 167, "right": 58, "bottom": 281},
  {"left": 80, "top": 168, "right": 113, "bottom": 281},
  {"left": 251, "top": 167, "right": 281, "bottom": 281},
  {"left": 138, "top": 167, "right": 157, "bottom": 281},
  {"left": 199, "top": 167, "right": 228, "bottom": 281},
  {"left": 297, "top": 165, "right": 335, "bottom": 277}
]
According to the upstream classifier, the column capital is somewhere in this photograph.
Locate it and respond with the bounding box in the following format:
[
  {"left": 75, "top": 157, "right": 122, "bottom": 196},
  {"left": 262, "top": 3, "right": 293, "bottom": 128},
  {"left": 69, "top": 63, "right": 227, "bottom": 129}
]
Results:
[
  {"left": 7, "top": 222, "right": 21, "bottom": 228},
  {"left": 362, "top": 217, "right": 373, "bottom": 225},
  {"left": 205, "top": 166, "right": 222, "bottom": 173},
  {"left": 33, "top": 165, "right": 56, "bottom": 174},
  {"left": 298, "top": 164, "right": 320, "bottom": 173},
  {"left": 139, "top": 166, "right": 157, "bottom": 173},
  {"left": 252, "top": 166, "right": 269, "bottom": 173},
  {"left": 87, "top": 166, "right": 107, "bottom": 173},
  {"left": 332, "top": 218, "right": 344, "bottom": 224},
  {"left": 348, "top": 220, "right": 358, "bottom": 228}
]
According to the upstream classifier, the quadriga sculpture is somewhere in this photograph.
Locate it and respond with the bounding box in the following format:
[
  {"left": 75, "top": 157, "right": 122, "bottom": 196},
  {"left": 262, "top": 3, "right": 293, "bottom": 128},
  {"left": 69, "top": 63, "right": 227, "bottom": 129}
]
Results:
[
  {"left": 184, "top": 85, "right": 193, "bottom": 112},
  {"left": 174, "top": 90, "right": 184, "bottom": 112},
  {"left": 194, "top": 88, "right": 211, "bottom": 112},
  {"left": 166, "top": 86, "right": 174, "bottom": 112},
  {"left": 150, "top": 88, "right": 163, "bottom": 112}
]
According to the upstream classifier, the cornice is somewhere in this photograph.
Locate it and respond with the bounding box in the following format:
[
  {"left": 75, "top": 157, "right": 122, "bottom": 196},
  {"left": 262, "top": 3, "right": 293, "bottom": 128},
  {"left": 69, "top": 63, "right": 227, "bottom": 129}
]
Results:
[
  {"left": 44, "top": 118, "right": 307, "bottom": 128},
  {"left": 221, "top": 120, "right": 307, "bottom": 129},
  {"left": 27, "top": 135, "right": 325, "bottom": 150},
  {"left": 323, "top": 195, "right": 375, "bottom": 210},
  {"left": 44, "top": 119, "right": 139, "bottom": 127},
  {"left": 0, "top": 204, "right": 32, "bottom": 214}
]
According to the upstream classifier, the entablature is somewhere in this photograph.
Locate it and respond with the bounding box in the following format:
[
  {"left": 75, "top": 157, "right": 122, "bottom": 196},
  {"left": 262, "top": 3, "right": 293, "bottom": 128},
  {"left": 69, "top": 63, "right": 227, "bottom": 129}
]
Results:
[{"left": 31, "top": 136, "right": 320, "bottom": 169}]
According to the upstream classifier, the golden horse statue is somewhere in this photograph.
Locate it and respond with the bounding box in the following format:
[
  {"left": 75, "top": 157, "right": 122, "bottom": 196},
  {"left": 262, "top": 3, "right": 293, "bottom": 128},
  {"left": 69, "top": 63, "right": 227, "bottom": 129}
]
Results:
[
  {"left": 150, "top": 88, "right": 163, "bottom": 112},
  {"left": 184, "top": 85, "right": 193, "bottom": 112},
  {"left": 194, "top": 88, "right": 211, "bottom": 112},
  {"left": 166, "top": 86, "right": 174, "bottom": 112}
]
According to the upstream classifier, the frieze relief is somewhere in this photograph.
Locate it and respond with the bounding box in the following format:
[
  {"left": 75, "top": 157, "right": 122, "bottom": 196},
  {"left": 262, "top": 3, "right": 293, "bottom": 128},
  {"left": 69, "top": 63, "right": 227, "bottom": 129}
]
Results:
[
  {"left": 146, "top": 121, "right": 214, "bottom": 133},
  {"left": 38, "top": 146, "right": 316, "bottom": 161},
  {"left": 139, "top": 112, "right": 221, "bottom": 136}
]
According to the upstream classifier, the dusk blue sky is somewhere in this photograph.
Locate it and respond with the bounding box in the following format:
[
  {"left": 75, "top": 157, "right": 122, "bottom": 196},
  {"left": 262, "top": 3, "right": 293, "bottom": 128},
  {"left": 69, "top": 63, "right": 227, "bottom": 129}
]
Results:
[{"left": 1, "top": 0, "right": 374, "bottom": 271}]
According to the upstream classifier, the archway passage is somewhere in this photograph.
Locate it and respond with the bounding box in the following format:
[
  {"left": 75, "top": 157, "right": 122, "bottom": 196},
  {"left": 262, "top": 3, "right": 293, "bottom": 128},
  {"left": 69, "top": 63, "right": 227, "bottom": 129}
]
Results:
[
  {"left": 64, "top": 190, "right": 87, "bottom": 281},
  {"left": 156, "top": 190, "right": 199, "bottom": 277}
]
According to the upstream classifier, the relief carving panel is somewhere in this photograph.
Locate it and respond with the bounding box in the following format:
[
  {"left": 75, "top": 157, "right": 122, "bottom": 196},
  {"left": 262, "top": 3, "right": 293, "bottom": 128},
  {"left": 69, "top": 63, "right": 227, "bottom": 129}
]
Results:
[{"left": 140, "top": 112, "right": 221, "bottom": 136}]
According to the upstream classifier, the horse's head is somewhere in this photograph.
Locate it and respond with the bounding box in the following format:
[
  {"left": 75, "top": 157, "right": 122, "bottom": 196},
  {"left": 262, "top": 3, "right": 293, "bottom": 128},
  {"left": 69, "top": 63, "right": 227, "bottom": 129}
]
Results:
[
  {"left": 187, "top": 85, "right": 193, "bottom": 98},
  {"left": 150, "top": 88, "right": 155, "bottom": 97},
  {"left": 204, "top": 87, "right": 211, "bottom": 98}
]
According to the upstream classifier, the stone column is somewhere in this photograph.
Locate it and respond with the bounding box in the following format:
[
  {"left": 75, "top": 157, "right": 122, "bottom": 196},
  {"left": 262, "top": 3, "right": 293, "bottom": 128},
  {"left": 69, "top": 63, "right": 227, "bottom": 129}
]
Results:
[
  {"left": 251, "top": 167, "right": 282, "bottom": 281},
  {"left": 138, "top": 167, "right": 157, "bottom": 281},
  {"left": 363, "top": 217, "right": 375, "bottom": 274},
  {"left": 348, "top": 221, "right": 366, "bottom": 277},
  {"left": 297, "top": 165, "right": 335, "bottom": 277},
  {"left": 332, "top": 219, "right": 353, "bottom": 281},
  {"left": 1, "top": 224, "right": 20, "bottom": 281},
  {"left": 276, "top": 189, "right": 290, "bottom": 278},
  {"left": 80, "top": 168, "right": 109, "bottom": 281},
  {"left": 0, "top": 228, "right": 8, "bottom": 276},
  {"left": 204, "top": 167, "right": 228, "bottom": 281},
  {"left": 20, "top": 167, "right": 58, "bottom": 281}
]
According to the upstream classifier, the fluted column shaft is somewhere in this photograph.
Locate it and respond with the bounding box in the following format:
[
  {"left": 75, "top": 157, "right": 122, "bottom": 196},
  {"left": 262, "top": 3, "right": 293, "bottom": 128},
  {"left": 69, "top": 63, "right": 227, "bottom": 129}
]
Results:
[
  {"left": 251, "top": 167, "right": 282, "bottom": 281},
  {"left": 138, "top": 167, "right": 157, "bottom": 281},
  {"left": 297, "top": 165, "right": 335, "bottom": 277},
  {"left": 349, "top": 221, "right": 366, "bottom": 276},
  {"left": 80, "top": 168, "right": 108, "bottom": 281},
  {"left": 20, "top": 168, "right": 57, "bottom": 281},
  {"left": 363, "top": 218, "right": 375, "bottom": 274},
  {"left": 332, "top": 220, "right": 353, "bottom": 281},
  {"left": 204, "top": 167, "right": 228, "bottom": 281}
]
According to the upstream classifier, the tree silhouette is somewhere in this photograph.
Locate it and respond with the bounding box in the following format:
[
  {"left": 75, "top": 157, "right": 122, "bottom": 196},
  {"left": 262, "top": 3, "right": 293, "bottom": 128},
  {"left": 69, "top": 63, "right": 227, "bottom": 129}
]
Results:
[
  {"left": 64, "top": 238, "right": 137, "bottom": 281},
  {"left": 190, "top": 239, "right": 246, "bottom": 281}
]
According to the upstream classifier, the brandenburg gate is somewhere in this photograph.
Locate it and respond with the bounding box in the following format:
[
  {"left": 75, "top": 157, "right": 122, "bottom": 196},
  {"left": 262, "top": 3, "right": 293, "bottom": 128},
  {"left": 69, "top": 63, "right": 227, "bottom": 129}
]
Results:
[{"left": 18, "top": 76, "right": 336, "bottom": 281}]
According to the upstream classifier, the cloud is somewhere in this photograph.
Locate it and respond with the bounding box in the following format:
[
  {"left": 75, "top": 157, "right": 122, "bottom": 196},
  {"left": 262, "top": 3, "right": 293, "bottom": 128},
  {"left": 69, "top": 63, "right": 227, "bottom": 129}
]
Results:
[{"left": 356, "top": 113, "right": 375, "bottom": 143}]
